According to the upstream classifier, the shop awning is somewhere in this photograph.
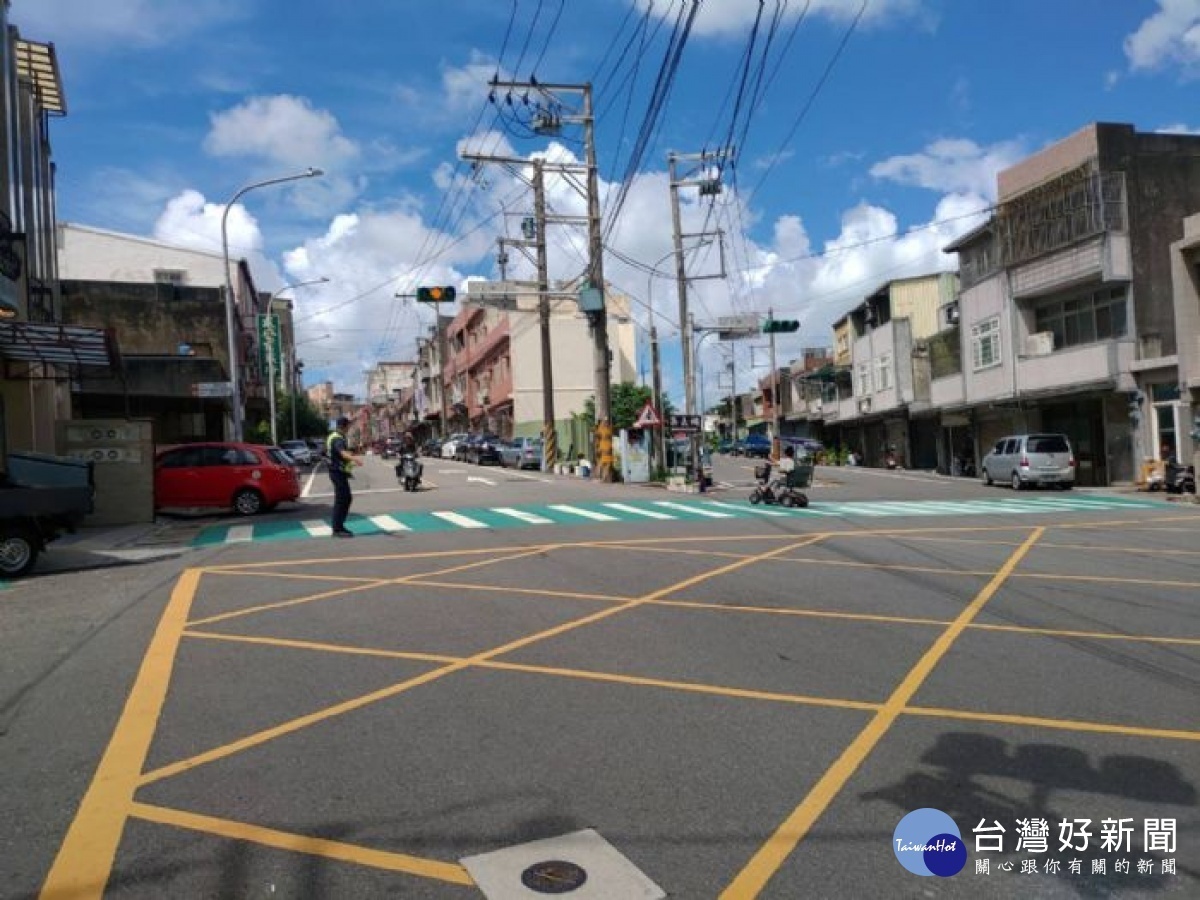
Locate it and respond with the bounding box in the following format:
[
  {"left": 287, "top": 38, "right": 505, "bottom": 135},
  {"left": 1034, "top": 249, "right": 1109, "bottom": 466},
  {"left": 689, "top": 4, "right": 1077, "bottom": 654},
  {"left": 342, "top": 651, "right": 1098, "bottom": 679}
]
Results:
[{"left": 0, "top": 321, "right": 121, "bottom": 373}]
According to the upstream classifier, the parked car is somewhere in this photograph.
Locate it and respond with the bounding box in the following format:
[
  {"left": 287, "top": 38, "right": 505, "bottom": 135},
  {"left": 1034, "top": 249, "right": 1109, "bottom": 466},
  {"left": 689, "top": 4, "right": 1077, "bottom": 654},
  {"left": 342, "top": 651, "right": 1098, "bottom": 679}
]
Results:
[
  {"left": 279, "top": 439, "right": 315, "bottom": 466},
  {"left": 739, "top": 434, "right": 773, "bottom": 458},
  {"left": 981, "top": 433, "right": 1075, "bottom": 490},
  {"left": 441, "top": 433, "right": 468, "bottom": 460},
  {"left": 155, "top": 442, "right": 301, "bottom": 515},
  {"left": 465, "top": 433, "right": 504, "bottom": 465},
  {"left": 500, "top": 437, "right": 544, "bottom": 470},
  {"left": 421, "top": 438, "right": 443, "bottom": 457},
  {"left": 782, "top": 436, "right": 823, "bottom": 456}
]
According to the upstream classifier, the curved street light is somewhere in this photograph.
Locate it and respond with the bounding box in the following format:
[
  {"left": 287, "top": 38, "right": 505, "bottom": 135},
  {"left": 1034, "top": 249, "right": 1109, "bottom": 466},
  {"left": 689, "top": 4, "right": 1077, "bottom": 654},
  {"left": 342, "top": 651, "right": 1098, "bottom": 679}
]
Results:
[
  {"left": 221, "top": 167, "right": 324, "bottom": 441},
  {"left": 262, "top": 277, "right": 329, "bottom": 445},
  {"left": 287, "top": 333, "right": 332, "bottom": 441}
]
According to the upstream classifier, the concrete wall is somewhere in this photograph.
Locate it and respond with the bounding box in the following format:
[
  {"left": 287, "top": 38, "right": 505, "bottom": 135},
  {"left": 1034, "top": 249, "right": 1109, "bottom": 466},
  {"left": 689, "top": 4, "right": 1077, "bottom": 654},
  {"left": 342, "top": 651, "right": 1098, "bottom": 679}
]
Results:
[
  {"left": 58, "top": 223, "right": 226, "bottom": 286},
  {"left": 61, "top": 280, "right": 230, "bottom": 370},
  {"left": 959, "top": 273, "right": 1012, "bottom": 402}
]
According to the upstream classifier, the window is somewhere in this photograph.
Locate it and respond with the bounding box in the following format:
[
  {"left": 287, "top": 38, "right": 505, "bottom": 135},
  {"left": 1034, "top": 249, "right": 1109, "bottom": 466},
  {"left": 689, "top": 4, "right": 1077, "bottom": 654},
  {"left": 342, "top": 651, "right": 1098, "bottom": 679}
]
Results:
[
  {"left": 1034, "top": 286, "right": 1128, "bottom": 350},
  {"left": 154, "top": 268, "right": 187, "bottom": 285},
  {"left": 855, "top": 361, "right": 872, "bottom": 396},
  {"left": 971, "top": 316, "right": 1001, "bottom": 370},
  {"left": 876, "top": 353, "right": 892, "bottom": 391}
]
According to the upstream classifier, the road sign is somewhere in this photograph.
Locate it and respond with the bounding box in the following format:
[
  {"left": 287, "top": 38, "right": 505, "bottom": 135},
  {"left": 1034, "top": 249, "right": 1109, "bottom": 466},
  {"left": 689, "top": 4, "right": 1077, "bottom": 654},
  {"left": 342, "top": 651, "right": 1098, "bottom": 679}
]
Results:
[
  {"left": 257, "top": 314, "right": 282, "bottom": 382},
  {"left": 716, "top": 314, "right": 759, "bottom": 341},
  {"left": 633, "top": 401, "right": 661, "bottom": 428},
  {"left": 191, "top": 381, "right": 232, "bottom": 398},
  {"left": 668, "top": 414, "right": 702, "bottom": 432}
]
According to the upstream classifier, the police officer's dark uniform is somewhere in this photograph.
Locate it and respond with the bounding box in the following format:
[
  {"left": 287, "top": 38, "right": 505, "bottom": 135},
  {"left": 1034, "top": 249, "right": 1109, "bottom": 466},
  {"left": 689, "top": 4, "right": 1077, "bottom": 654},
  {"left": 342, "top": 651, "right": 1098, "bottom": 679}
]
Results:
[{"left": 326, "top": 417, "right": 358, "bottom": 537}]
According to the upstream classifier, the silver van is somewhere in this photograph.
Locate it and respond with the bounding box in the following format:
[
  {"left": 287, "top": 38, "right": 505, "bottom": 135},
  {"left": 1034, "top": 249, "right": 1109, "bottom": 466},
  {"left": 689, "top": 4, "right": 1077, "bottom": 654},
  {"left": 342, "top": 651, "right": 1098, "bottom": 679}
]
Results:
[{"left": 981, "top": 433, "right": 1075, "bottom": 490}]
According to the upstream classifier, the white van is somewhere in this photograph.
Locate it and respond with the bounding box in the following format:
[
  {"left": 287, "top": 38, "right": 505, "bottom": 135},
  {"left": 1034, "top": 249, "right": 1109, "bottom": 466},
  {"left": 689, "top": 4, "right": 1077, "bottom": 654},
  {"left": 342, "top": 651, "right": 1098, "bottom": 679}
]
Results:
[{"left": 981, "top": 433, "right": 1075, "bottom": 490}]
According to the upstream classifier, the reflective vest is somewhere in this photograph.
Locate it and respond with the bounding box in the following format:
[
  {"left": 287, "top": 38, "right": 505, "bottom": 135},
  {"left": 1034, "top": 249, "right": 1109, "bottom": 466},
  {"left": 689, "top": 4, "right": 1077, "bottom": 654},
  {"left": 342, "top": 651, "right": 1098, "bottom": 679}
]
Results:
[{"left": 326, "top": 430, "right": 353, "bottom": 475}]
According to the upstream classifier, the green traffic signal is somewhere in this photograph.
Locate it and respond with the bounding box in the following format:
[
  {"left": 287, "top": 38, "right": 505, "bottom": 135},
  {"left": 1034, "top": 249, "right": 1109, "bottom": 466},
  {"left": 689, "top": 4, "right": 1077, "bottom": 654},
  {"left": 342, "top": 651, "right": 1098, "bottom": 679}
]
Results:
[{"left": 762, "top": 319, "right": 799, "bottom": 333}]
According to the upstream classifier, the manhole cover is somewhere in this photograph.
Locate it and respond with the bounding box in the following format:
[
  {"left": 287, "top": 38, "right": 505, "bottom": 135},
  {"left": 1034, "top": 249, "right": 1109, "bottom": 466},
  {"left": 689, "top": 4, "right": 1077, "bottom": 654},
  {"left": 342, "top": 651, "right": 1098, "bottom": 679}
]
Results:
[{"left": 520, "top": 860, "right": 588, "bottom": 893}]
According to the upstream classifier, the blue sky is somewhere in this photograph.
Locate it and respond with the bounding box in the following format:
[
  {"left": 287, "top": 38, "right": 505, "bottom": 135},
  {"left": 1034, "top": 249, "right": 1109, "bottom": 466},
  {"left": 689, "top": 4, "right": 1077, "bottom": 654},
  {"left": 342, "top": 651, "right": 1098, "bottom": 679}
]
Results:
[{"left": 15, "top": 0, "right": 1200, "bottom": 404}]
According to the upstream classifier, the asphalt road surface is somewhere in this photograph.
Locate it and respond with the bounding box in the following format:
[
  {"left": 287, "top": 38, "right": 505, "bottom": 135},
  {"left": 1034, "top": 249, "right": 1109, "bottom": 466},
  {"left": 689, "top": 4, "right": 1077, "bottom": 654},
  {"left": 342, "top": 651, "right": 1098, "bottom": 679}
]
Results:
[{"left": 3, "top": 455, "right": 1198, "bottom": 899}]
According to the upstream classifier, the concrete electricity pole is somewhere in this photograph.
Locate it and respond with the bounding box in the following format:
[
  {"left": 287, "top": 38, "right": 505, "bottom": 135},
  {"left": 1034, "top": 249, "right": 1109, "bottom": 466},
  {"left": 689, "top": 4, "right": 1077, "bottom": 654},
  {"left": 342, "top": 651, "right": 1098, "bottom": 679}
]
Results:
[{"left": 485, "top": 78, "right": 613, "bottom": 479}]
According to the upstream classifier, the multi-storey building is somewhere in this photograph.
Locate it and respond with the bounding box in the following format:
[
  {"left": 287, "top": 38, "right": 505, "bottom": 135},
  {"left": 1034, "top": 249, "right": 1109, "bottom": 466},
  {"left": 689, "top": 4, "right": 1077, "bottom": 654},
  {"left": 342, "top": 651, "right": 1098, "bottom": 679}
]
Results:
[
  {"left": 821, "top": 273, "right": 959, "bottom": 468},
  {"left": 0, "top": 13, "right": 103, "bottom": 458},
  {"left": 56, "top": 223, "right": 288, "bottom": 443},
  {"left": 937, "top": 123, "right": 1200, "bottom": 485}
]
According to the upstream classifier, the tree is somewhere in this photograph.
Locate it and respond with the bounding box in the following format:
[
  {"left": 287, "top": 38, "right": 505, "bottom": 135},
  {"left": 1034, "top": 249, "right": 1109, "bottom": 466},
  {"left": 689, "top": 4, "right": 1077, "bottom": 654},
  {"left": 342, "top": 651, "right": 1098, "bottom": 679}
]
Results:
[{"left": 582, "top": 382, "right": 675, "bottom": 429}]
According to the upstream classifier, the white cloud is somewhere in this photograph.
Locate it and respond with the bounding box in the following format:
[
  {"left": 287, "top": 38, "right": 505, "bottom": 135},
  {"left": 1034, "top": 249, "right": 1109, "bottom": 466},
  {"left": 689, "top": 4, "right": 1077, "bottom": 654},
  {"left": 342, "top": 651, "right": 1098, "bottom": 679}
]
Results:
[
  {"left": 869, "top": 138, "right": 1025, "bottom": 200},
  {"left": 633, "top": 0, "right": 929, "bottom": 38},
  {"left": 1157, "top": 122, "right": 1200, "bottom": 134},
  {"left": 1124, "top": 0, "right": 1200, "bottom": 76},
  {"left": 205, "top": 95, "right": 359, "bottom": 170},
  {"left": 152, "top": 188, "right": 283, "bottom": 287},
  {"left": 11, "top": 0, "right": 241, "bottom": 46}
]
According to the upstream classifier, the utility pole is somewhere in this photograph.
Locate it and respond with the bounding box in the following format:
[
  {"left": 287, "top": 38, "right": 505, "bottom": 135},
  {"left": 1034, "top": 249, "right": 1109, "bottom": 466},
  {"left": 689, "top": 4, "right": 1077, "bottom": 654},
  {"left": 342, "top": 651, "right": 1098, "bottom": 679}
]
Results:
[
  {"left": 668, "top": 148, "right": 731, "bottom": 485},
  {"left": 768, "top": 306, "right": 780, "bottom": 448},
  {"left": 650, "top": 324, "right": 666, "bottom": 473},
  {"left": 485, "top": 78, "right": 613, "bottom": 479},
  {"left": 469, "top": 148, "right": 582, "bottom": 470}
]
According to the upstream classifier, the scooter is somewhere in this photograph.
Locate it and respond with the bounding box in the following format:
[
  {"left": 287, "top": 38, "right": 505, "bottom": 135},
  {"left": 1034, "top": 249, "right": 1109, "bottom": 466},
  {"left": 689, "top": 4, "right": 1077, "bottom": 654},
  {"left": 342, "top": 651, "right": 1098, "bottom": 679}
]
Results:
[
  {"left": 1165, "top": 460, "right": 1196, "bottom": 495},
  {"left": 749, "top": 462, "right": 809, "bottom": 508},
  {"left": 396, "top": 452, "right": 423, "bottom": 492}
]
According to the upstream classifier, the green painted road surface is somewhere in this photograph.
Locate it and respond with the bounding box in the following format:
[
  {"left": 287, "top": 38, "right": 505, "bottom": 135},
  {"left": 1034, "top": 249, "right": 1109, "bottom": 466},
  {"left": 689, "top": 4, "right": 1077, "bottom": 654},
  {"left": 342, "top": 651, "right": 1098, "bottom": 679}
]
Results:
[{"left": 191, "top": 494, "right": 1161, "bottom": 546}]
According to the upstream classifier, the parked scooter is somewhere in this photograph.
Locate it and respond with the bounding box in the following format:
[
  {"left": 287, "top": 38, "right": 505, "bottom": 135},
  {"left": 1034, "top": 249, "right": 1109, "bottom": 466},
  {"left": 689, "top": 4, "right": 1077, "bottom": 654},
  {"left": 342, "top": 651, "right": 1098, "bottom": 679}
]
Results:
[
  {"left": 749, "top": 462, "right": 810, "bottom": 508},
  {"left": 1165, "top": 459, "right": 1196, "bottom": 495},
  {"left": 396, "top": 452, "right": 423, "bottom": 492}
]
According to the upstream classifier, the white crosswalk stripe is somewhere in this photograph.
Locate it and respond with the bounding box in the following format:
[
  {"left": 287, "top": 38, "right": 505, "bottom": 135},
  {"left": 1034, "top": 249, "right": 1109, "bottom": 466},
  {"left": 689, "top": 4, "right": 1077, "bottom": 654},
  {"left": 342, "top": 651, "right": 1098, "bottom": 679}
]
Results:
[
  {"left": 432, "top": 511, "right": 488, "bottom": 528},
  {"left": 491, "top": 507, "right": 554, "bottom": 524},
  {"left": 602, "top": 502, "right": 676, "bottom": 520},
  {"left": 653, "top": 501, "right": 734, "bottom": 518},
  {"left": 226, "top": 525, "right": 255, "bottom": 542},
  {"left": 302, "top": 520, "right": 333, "bottom": 537},
  {"left": 369, "top": 514, "right": 410, "bottom": 532},
  {"left": 705, "top": 500, "right": 789, "bottom": 516},
  {"left": 549, "top": 504, "right": 618, "bottom": 521}
]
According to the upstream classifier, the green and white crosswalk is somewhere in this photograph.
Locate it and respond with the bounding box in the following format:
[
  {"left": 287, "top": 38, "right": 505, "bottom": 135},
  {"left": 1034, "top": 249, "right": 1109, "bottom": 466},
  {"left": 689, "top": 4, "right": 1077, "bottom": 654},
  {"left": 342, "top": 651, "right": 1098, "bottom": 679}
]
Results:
[{"left": 191, "top": 494, "right": 1161, "bottom": 547}]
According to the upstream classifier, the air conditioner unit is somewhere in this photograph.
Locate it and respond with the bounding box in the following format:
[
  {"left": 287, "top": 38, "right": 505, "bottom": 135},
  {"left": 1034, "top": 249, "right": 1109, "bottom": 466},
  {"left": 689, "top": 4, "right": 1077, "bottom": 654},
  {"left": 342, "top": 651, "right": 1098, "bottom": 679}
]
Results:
[
  {"left": 944, "top": 303, "right": 960, "bottom": 325},
  {"left": 1025, "top": 331, "right": 1054, "bottom": 357},
  {"left": 858, "top": 397, "right": 872, "bottom": 414}
]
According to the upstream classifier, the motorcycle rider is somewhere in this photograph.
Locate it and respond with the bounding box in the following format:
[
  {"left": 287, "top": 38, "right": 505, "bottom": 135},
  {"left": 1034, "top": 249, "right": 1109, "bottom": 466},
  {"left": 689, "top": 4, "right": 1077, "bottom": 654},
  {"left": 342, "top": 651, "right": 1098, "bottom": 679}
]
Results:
[
  {"left": 396, "top": 430, "right": 423, "bottom": 487},
  {"left": 767, "top": 443, "right": 797, "bottom": 499}
]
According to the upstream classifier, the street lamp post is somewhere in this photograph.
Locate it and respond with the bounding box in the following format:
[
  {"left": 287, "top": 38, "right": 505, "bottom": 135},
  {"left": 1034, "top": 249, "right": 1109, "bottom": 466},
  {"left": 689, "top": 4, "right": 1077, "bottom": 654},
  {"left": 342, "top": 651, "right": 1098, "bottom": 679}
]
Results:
[
  {"left": 289, "top": 333, "right": 331, "bottom": 441},
  {"left": 263, "top": 277, "right": 329, "bottom": 445},
  {"left": 221, "top": 167, "right": 323, "bottom": 442}
]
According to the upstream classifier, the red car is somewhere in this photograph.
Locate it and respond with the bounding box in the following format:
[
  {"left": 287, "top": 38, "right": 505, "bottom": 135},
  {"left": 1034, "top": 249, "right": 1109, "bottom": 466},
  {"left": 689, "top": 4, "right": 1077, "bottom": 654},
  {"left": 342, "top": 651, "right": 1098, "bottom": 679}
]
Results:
[{"left": 155, "top": 442, "right": 301, "bottom": 515}]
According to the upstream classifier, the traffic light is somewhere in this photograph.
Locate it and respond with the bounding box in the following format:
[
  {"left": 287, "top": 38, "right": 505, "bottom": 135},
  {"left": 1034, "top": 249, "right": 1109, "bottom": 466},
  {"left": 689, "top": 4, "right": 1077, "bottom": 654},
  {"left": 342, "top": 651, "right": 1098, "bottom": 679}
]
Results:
[
  {"left": 762, "top": 319, "right": 799, "bottom": 334},
  {"left": 416, "top": 286, "right": 457, "bottom": 304}
]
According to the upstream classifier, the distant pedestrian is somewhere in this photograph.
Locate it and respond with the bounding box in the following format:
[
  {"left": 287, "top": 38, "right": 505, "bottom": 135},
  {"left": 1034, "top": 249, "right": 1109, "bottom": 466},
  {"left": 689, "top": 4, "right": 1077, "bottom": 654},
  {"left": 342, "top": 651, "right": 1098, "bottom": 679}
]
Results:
[{"left": 326, "top": 417, "right": 362, "bottom": 537}]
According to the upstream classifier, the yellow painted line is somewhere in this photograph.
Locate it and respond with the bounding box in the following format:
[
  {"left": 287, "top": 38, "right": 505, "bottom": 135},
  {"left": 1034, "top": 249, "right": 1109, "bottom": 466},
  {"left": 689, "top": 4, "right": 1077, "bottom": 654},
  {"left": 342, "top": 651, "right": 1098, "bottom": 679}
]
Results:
[
  {"left": 1010, "top": 571, "right": 1200, "bottom": 589},
  {"left": 186, "top": 627, "right": 1200, "bottom": 740},
  {"left": 654, "top": 598, "right": 949, "bottom": 629},
  {"left": 184, "top": 630, "right": 462, "bottom": 666},
  {"left": 40, "top": 569, "right": 202, "bottom": 900},
  {"left": 188, "top": 579, "right": 390, "bottom": 628},
  {"left": 128, "top": 802, "right": 473, "bottom": 885},
  {"left": 404, "top": 578, "right": 624, "bottom": 604},
  {"left": 200, "top": 542, "right": 563, "bottom": 572},
  {"left": 143, "top": 535, "right": 828, "bottom": 788},
  {"left": 183, "top": 629, "right": 879, "bottom": 712},
  {"left": 720, "top": 526, "right": 1045, "bottom": 899},
  {"left": 478, "top": 659, "right": 880, "bottom": 712},
  {"left": 903, "top": 706, "right": 1200, "bottom": 742},
  {"left": 201, "top": 570, "right": 386, "bottom": 584},
  {"left": 188, "top": 546, "right": 554, "bottom": 627}
]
